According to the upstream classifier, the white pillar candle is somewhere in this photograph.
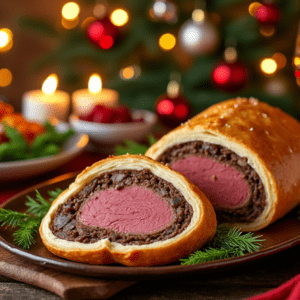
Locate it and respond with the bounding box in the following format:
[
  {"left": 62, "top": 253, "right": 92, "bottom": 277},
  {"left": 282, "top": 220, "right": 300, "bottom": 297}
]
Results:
[
  {"left": 72, "top": 88, "right": 119, "bottom": 116},
  {"left": 71, "top": 74, "right": 119, "bottom": 116},
  {"left": 22, "top": 90, "right": 70, "bottom": 123},
  {"left": 22, "top": 74, "right": 70, "bottom": 123}
]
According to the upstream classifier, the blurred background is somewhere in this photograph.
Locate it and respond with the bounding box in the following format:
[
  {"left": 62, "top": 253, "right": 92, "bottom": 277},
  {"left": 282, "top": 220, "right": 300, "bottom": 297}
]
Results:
[{"left": 1, "top": 0, "right": 300, "bottom": 122}]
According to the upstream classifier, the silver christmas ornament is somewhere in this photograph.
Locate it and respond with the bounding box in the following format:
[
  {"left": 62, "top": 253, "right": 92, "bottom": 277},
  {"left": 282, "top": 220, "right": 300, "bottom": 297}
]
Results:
[{"left": 178, "top": 10, "right": 219, "bottom": 56}]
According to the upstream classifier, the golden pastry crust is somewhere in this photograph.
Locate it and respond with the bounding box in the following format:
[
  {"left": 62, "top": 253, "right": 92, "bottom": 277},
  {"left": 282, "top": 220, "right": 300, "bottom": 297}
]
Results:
[
  {"left": 146, "top": 97, "right": 300, "bottom": 232},
  {"left": 40, "top": 154, "right": 217, "bottom": 266}
]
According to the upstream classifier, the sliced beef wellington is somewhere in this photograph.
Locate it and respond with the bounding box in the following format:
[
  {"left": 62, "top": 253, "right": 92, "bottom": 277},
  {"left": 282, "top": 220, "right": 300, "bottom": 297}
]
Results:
[
  {"left": 146, "top": 98, "right": 300, "bottom": 232},
  {"left": 40, "top": 154, "right": 216, "bottom": 267}
]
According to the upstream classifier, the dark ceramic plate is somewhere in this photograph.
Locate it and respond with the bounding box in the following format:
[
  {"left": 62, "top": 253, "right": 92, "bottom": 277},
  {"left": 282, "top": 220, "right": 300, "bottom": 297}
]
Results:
[{"left": 1, "top": 172, "right": 300, "bottom": 280}]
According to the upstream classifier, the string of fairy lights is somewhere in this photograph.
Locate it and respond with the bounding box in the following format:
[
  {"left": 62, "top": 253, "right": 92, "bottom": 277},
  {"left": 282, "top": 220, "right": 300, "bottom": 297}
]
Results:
[{"left": 0, "top": 1, "right": 297, "bottom": 89}]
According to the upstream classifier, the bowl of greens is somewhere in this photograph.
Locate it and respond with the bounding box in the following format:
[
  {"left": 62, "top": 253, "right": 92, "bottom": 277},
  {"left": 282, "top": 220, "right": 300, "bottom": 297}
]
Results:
[{"left": 0, "top": 120, "right": 89, "bottom": 182}]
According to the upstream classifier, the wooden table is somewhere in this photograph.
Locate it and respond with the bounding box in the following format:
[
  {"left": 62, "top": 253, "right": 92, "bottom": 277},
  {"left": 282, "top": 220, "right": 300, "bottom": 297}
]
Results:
[
  {"left": 0, "top": 243, "right": 299, "bottom": 300},
  {"left": 1, "top": 151, "right": 299, "bottom": 300}
]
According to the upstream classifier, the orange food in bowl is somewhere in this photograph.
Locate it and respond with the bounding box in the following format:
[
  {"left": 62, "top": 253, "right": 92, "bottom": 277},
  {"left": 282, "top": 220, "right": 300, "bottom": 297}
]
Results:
[
  {"left": 0, "top": 101, "right": 14, "bottom": 120},
  {"left": 1, "top": 112, "right": 45, "bottom": 144}
]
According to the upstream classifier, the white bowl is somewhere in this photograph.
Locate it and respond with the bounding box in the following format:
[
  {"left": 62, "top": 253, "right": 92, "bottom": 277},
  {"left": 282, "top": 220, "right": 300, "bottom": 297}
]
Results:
[{"left": 69, "top": 109, "right": 158, "bottom": 147}]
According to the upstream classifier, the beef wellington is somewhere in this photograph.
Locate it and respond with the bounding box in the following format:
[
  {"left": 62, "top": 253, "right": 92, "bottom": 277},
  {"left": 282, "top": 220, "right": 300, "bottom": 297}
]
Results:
[
  {"left": 146, "top": 98, "right": 300, "bottom": 232},
  {"left": 40, "top": 155, "right": 217, "bottom": 266}
]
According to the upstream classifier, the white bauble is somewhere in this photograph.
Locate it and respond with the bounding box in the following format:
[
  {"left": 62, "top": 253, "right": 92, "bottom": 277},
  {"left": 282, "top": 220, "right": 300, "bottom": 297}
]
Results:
[{"left": 178, "top": 18, "right": 219, "bottom": 56}]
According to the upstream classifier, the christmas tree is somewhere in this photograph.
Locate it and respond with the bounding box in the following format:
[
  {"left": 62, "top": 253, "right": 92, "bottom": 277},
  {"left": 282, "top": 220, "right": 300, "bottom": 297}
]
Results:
[{"left": 17, "top": 0, "right": 300, "bottom": 121}]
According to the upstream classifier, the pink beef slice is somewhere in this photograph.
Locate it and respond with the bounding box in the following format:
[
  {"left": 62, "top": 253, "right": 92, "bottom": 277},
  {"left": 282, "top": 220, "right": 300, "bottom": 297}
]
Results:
[
  {"left": 172, "top": 156, "right": 250, "bottom": 209},
  {"left": 80, "top": 185, "right": 174, "bottom": 234}
]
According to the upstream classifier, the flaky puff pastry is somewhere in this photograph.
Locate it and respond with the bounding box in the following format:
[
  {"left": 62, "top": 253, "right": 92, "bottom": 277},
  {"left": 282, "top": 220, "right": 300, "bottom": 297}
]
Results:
[
  {"left": 40, "top": 154, "right": 216, "bottom": 267},
  {"left": 146, "top": 98, "right": 300, "bottom": 232}
]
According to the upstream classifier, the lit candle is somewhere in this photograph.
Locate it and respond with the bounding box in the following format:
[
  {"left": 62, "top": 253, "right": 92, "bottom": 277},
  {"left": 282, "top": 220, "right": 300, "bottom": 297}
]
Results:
[
  {"left": 72, "top": 74, "right": 119, "bottom": 116},
  {"left": 22, "top": 74, "right": 70, "bottom": 123}
]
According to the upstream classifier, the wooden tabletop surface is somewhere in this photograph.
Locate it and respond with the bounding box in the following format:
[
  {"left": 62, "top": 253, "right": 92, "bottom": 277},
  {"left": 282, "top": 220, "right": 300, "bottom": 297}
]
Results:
[{"left": 0, "top": 243, "right": 299, "bottom": 300}]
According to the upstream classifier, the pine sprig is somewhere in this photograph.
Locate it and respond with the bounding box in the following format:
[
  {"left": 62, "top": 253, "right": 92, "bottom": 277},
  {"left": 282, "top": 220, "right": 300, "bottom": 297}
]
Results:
[
  {"left": 13, "top": 216, "right": 42, "bottom": 249},
  {"left": 114, "top": 135, "right": 157, "bottom": 156},
  {"left": 48, "top": 188, "right": 64, "bottom": 202},
  {"left": 181, "top": 226, "right": 264, "bottom": 265},
  {"left": 0, "top": 209, "right": 30, "bottom": 227},
  {"left": 26, "top": 190, "right": 51, "bottom": 217},
  {"left": 0, "top": 188, "right": 63, "bottom": 249}
]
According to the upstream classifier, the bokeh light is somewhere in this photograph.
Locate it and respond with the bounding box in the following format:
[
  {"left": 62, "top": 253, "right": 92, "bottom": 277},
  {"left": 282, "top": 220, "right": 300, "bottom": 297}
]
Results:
[
  {"left": 261, "top": 58, "right": 277, "bottom": 75},
  {"left": 81, "top": 17, "right": 96, "bottom": 29},
  {"left": 192, "top": 9, "right": 205, "bottom": 23},
  {"left": 119, "top": 65, "right": 141, "bottom": 80},
  {"left": 249, "top": 2, "right": 262, "bottom": 16},
  {"left": 224, "top": 47, "right": 237, "bottom": 63},
  {"left": 0, "top": 69, "right": 12, "bottom": 87},
  {"left": 62, "top": 17, "right": 79, "bottom": 29},
  {"left": 0, "top": 28, "right": 13, "bottom": 52},
  {"left": 259, "top": 25, "right": 275, "bottom": 37},
  {"left": 93, "top": 3, "right": 107, "bottom": 19},
  {"left": 159, "top": 33, "right": 176, "bottom": 50},
  {"left": 294, "top": 56, "right": 300, "bottom": 67},
  {"left": 157, "top": 99, "right": 174, "bottom": 115},
  {"left": 272, "top": 53, "right": 286, "bottom": 69},
  {"left": 110, "top": 9, "right": 129, "bottom": 27},
  {"left": 62, "top": 2, "right": 80, "bottom": 20}
]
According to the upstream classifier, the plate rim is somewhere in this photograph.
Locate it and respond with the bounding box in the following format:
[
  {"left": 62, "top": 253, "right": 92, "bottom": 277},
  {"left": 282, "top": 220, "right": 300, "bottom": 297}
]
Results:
[
  {"left": 0, "top": 173, "right": 300, "bottom": 280},
  {"left": 0, "top": 132, "right": 88, "bottom": 168}
]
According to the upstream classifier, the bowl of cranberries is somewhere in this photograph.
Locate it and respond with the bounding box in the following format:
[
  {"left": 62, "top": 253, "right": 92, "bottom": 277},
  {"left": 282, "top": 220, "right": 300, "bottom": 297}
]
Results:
[{"left": 69, "top": 104, "right": 158, "bottom": 146}]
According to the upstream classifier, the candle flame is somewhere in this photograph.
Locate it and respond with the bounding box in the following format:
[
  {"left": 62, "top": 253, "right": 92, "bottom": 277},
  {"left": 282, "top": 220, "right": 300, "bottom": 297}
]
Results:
[
  {"left": 42, "top": 74, "right": 58, "bottom": 94},
  {"left": 88, "top": 73, "right": 102, "bottom": 93}
]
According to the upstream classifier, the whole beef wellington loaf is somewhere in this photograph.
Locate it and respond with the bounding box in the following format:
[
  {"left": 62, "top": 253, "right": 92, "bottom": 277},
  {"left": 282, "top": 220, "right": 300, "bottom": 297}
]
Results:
[
  {"left": 40, "top": 154, "right": 217, "bottom": 267},
  {"left": 146, "top": 98, "right": 300, "bottom": 232}
]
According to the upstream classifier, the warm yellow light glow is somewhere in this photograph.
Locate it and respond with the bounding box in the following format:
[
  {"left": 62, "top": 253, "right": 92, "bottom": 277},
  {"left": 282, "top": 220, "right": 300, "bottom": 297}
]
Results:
[
  {"left": 62, "top": 17, "right": 79, "bottom": 29},
  {"left": 88, "top": 74, "right": 102, "bottom": 93},
  {"left": 294, "top": 57, "right": 300, "bottom": 67},
  {"left": 261, "top": 58, "right": 277, "bottom": 75},
  {"left": 192, "top": 9, "right": 205, "bottom": 23},
  {"left": 159, "top": 33, "right": 176, "bottom": 51},
  {"left": 0, "top": 32, "right": 9, "bottom": 47},
  {"left": 93, "top": 3, "right": 107, "bottom": 19},
  {"left": 119, "top": 65, "right": 141, "bottom": 80},
  {"left": 121, "top": 66, "right": 135, "bottom": 80},
  {"left": 42, "top": 74, "right": 58, "bottom": 94},
  {"left": 224, "top": 47, "right": 237, "bottom": 63},
  {"left": 0, "top": 69, "right": 12, "bottom": 87},
  {"left": 81, "top": 17, "right": 96, "bottom": 29},
  {"left": 0, "top": 28, "right": 13, "bottom": 52},
  {"left": 249, "top": 2, "right": 262, "bottom": 16},
  {"left": 62, "top": 2, "right": 80, "bottom": 20},
  {"left": 259, "top": 26, "right": 275, "bottom": 37},
  {"left": 110, "top": 9, "right": 129, "bottom": 27},
  {"left": 272, "top": 53, "right": 286, "bottom": 69}
]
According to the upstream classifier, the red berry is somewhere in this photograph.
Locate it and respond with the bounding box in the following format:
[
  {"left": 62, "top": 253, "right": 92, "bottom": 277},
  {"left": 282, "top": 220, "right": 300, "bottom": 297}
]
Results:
[
  {"left": 79, "top": 112, "right": 93, "bottom": 122},
  {"left": 133, "top": 117, "right": 144, "bottom": 123},
  {"left": 112, "top": 105, "right": 132, "bottom": 123},
  {"left": 92, "top": 105, "right": 115, "bottom": 123}
]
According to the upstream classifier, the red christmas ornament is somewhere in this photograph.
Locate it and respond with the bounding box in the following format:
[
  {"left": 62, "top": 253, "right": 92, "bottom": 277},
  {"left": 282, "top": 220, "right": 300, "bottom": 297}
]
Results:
[
  {"left": 155, "top": 93, "right": 191, "bottom": 127},
  {"left": 255, "top": 3, "right": 281, "bottom": 26},
  {"left": 87, "top": 18, "right": 121, "bottom": 50},
  {"left": 211, "top": 60, "right": 248, "bottom": 92}
]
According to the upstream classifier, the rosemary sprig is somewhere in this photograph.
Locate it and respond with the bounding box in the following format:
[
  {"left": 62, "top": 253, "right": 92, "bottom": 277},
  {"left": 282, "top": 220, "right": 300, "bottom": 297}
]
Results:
[
  {"left": 0, "top": 188, "right": 63, "bottom": 249},
  {"left": 180, "top": 226, "right": 264, "bottom": 265}
]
